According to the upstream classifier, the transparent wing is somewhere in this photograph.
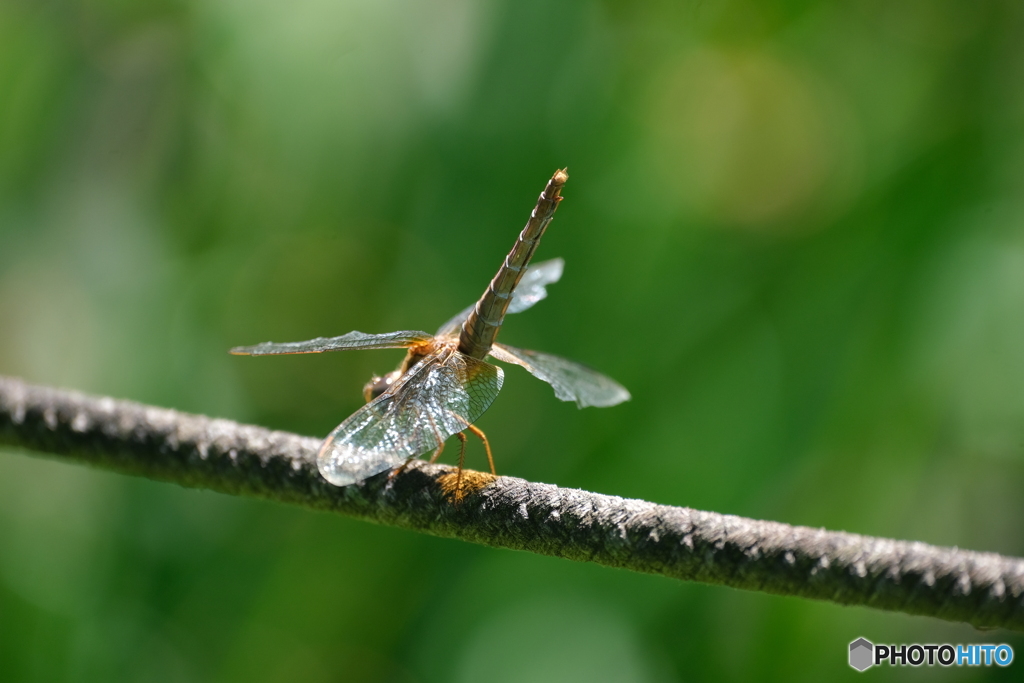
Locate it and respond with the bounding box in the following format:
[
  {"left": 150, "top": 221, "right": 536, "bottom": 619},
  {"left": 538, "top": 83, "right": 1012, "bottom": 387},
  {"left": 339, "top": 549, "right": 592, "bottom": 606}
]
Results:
[
  {"left": 506, "top": 257, "right": 564, "bottom": 314},
  {"left": 489, "top": 343, "right": 630, "bottom": 409},
  {"left": 230, "top": 330, "right": 433, "bottom": 356},
  {"left": 436, "top": 258, "right": 565, "bottom": 335},
  {"left": 317, "top": 349, "right": 504, "bottom": 486}
]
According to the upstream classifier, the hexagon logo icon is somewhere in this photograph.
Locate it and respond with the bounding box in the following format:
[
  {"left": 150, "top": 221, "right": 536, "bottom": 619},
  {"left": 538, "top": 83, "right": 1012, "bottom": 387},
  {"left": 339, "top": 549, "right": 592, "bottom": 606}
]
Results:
[{"left": 849, "top": 638, "right": 874, "bottom": 671}]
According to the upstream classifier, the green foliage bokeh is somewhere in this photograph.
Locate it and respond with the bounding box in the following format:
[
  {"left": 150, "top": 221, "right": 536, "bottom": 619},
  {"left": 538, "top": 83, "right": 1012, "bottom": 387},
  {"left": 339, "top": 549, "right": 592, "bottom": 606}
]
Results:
[{"left": 1, "top": 0, "right": 1023, "bottom": 680}]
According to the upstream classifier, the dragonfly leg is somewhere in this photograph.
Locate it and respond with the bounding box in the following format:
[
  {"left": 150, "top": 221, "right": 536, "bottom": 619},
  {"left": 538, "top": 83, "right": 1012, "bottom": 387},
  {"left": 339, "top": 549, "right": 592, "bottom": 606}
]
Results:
[
  {"left": 391, "top": 409, "right": 443, "bottom": 480},
  {"left": 390, "top": 432, "right": 445, "bottom": 482},
  {"left": 388, "top": 455, "right": 417, "bottom": 481},
  {"left": 428, "top": 439, "right": 446, "bottom": 464},
  {"left": 466, "top": 424, "right": 496, "bottom": 475},
  {"left": 455, "top": 431, "right": 468, "bottom": 500}
]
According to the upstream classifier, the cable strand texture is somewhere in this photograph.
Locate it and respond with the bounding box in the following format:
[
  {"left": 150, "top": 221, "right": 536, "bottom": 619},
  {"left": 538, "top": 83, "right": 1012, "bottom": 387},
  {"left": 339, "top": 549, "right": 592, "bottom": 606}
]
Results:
[{"left": 0, "top": 375, "right": 1021, "bottom": 631}]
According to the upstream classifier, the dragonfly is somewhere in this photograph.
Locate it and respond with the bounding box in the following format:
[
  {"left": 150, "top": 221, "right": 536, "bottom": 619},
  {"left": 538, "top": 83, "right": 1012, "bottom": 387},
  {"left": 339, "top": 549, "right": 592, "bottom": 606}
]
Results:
[{"left": 230, "top": 169, "right": 629, "bottom": 494}]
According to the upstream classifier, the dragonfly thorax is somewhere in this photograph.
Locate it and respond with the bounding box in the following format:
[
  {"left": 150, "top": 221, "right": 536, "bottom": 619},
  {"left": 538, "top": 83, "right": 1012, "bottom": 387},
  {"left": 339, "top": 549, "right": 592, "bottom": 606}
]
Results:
[{"left": 364, "top": 338, "right": 456, "bottom": 403}]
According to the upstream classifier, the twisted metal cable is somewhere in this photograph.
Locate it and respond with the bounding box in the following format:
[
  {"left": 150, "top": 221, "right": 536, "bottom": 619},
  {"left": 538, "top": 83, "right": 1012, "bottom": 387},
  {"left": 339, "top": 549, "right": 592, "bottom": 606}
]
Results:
[{"left": 1, "top": 375, "right": 1022, "bottom": 631}]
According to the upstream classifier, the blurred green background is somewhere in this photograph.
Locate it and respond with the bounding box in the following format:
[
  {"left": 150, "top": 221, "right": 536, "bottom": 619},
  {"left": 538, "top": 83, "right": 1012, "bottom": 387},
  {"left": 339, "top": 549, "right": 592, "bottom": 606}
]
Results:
[{"left": 1, "top": 0, "right": 1023, "bottom": 680}]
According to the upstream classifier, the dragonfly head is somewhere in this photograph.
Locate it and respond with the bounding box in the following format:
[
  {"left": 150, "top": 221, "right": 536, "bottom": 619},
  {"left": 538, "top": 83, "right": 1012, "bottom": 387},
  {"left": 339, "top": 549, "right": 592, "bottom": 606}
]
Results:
[{"left": 363, "top": 370, "right": 401, "bottom": 402}]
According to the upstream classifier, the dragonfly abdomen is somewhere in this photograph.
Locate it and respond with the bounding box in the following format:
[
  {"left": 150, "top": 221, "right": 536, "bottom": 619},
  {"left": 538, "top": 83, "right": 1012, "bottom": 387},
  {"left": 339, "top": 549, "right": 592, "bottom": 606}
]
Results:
[{"left": 458, "top": 169, "right": 568, "bottom": 359}]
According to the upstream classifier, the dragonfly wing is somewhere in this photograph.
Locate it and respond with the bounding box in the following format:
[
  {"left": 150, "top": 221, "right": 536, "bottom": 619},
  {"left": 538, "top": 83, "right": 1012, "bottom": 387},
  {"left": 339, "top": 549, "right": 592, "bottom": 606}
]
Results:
[
  {"left": 489, "top": 343, "right": 630, "bottom": 408},
  {"left": 436, "top": 304, "right": 475, "bottom": 338},
  {"left": 506, "top": 257, "right": 564, "bottom": 314},
  {"left": 317, "top": 350, "right": 504, "bottom": 486},
  {"left": 435, "top": 258, "right": 565, "bottom": 335},
  {"left": 230, "top": 330, "right": 433, "bottom": 355}
]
